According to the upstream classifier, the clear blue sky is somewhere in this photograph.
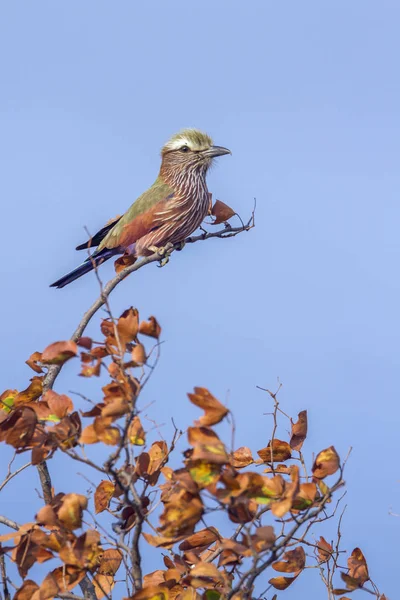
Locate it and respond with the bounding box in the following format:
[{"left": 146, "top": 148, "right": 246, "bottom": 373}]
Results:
[{"left": 1, "top": 1, "right": 399, "bottom": 597}]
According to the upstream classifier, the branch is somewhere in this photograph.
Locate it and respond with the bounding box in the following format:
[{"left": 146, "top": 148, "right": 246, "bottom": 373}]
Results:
[
  {"left": 43, "top": 213, "right": 254, "bottom": 393},
  {"left": 0, "top": 516, "right": 19, "bottom": 531}
]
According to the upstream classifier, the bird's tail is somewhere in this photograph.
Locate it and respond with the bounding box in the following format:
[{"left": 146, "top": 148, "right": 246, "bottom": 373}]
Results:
[{"left": 50, "top": 248, "right": 118, "bottom": 289}]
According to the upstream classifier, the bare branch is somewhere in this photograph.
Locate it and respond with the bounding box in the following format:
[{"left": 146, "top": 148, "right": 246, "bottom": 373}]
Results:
[
  {"left": 0, "top": 516, "right": 19, "bottom": 530},
  {"left": 43, "top": 214, "right": 254, "bottom": 394}
]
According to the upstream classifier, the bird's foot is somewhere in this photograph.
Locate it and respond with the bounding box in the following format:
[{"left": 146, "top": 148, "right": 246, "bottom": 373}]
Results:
[
  {"left": 148, "top": 243, "right": 174, "bottom": 268},
  {"left": 175, "top": 241, "right": 185, "bottom": 252},
  {"left": 148, "top": 242, "right": 174, "bottom": 258},
  {"left": 157, "top": 256, "right": 170, "bottom": 268}
]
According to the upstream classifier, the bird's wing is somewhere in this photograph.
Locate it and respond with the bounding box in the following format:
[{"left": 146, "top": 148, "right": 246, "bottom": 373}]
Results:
[
  {"left": 75, "top": 217, "right": 122, "bottom": 251},
  {"left": 98, "top": 178, "right": 175, "bottom": 251}
]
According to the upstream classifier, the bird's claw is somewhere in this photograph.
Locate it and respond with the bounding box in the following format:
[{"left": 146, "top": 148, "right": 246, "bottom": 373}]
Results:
[
  {"left": 157, "top": 256, "right": 170, "bottom": 268},
  {"left": 175, "top": 241, "right": 185, "bottom": 252},
  {"left": 148, "top": 243, "right": 174, "bottom": 267}
]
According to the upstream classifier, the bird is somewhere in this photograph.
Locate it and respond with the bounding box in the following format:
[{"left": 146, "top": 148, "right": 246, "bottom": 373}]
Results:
[{"left": 50, "top": 129, "right": 231, "bottom": 288}]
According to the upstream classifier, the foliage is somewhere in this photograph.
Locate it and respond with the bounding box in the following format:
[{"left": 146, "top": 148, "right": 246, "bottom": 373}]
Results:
[{"left": 0, "top": 209, "right": 386, "bottom": 599}]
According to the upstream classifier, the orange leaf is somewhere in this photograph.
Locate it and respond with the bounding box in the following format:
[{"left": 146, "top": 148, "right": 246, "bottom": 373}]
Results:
[
  {"left": 25, "top": 351, "right": 44, "bottom": 374},
  {"left": 41, "top": 341, "right": 78, "bottom": 365},
  {"left": 94, "top": 480, "right": 115, "bottom": 514},
  {"left": 93, "top": 574, "right": 114, "bottom": 600},
  {"left": 114, "top": 253, "right": 137, "bottom": 274},
  {"left": 290, "top": 410, "right": 307, "bottom": 451},
  {"left": 117, "top": 308, "right": 139, "bottom": 347},
  {"left": 43, "top": 390, "right": 73, "bottom": 418},
  {"left": 132, "top": 343, "right": 146, "bottom": 365},
  {"left": 312, "top": 446, "right": 340, "bottom": 480},
  {"left": 80, "top": 424, "right": 99, "bottom": 444},
  {"left": 188, "top": 387, "right": 229, "bottom": 426},
  {"left": 139, "top": 316, "right": 161, "bottom": 339},
  {"left": 211, "top": 200, "right": 236, "bottom": 225}
]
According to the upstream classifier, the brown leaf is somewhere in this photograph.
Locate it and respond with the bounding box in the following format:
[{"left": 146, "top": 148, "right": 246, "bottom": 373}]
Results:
[
  {"left": 117, "top": 308, "right": 139, "bottom": 347},
  {"left": 129, "top": 586, "right": 170, "bottom": 600},
  {"left": 57, "top": 493, "right": 88, "bottom": 530},
  {"left": 230, "top": 446, "right": 254, "bottom": 468},
  {"left": 136, "top": 441, "right": 168, "bottom": 485},
  {"left": 183, "top": 561, "right": 225, "bottom": 589},
  {"left": 290, "top": 410, "right": 307, "bottom": 451},
  {"left": 340, "top": 573, "right": 362, "bottom": 590},
  {"left": 77, "top": 336, "right": 93, "bottom": 349},
  {"left": 250, "top": 526, "right": 275, "bottom": 553},
  {"left": 0, "top": 407, "right": 37, "bottom": 448},
  {"left": 317, "top": 536, "right": 333, "bottom": 563},
  {"left": 272, "top": 547, "right": 305, "bottom": 572},
  {"left": 348, "top": 547, "right": 369, "bottom": 585},
  {"left": 98, "top": 548, "right": 122, "bottom": 575},
  {"left": 128, "top": 416, "right": 146, "bottom": 445},
  {"left": 269, "top": 575, "right": 299, "bottom": 590},
  {"left": 14, "top": 580, "right": 39, "bottom": 600},
  {"left": 188, "top": 388, "right": 229, "bottom": 427},
  {"left": 80, "top": 357, "right": 102, "bottom": 377},
  {"left": 187, "top": 427, "right": 229, "bottom": 465},
  {"left": 80, "top": 424, "right": 99, "bottom": 444},
  {"left": 26, "top": 351, "right": 44, "bottom": 374},
  {"left": 42, "top": 565, "right": 85, "bottom": 595},
  {"left": 132, "top": 343, "right": 147, "bottom": 365},
  {"left": 114, "top": 253, "right": 137, "bottom": 274},
  {"left": 179, "top": 527, "right": 219, "bottom": 551},
  {"left": 211, "top": 200, "right": 236, "bottom": 225},
  {"left": 95, "top": 480, "right": 115, "bottom": 514},
  {"left": 43, "top": 390, "right": 73, "bottom": 418},
  {"left": 257, "top": 439, "right": 292, "bottom": 463},
  {"left": 292, "top": 482, "right": 318, "bottom": 510},
  {"left": 143, "top": 571, "right": 166, "bottom": 588},
  {"left": 159, "top": 494, "right": 204, "bottom": 538},
  {"left": 14, "top": 377, "right": 43, "bottom": 404},
  {"left": 143, "top": 532, "right": 183, "bottom": 549},
  {"left": 41, "top": 341, "right": 78, "bottom": 365},
  {"left": 93, "top": 574, "right": 114, "bottom": 600},
  {"left": 139, "top": 316, "right": 162, "bottom": 339},
  {"left": 312, "top": 446, "right": 340, "bottom": 479}
]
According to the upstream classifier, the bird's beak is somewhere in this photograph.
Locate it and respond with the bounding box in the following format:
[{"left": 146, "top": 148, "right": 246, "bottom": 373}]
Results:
[{"left": 203, "top": 145, "right": 232, "bottom": 158}]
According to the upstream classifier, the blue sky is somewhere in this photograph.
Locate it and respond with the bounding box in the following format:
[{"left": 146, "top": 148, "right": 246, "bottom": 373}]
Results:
[{"left": 1, "top": 1, "right": 399, "bottom": 597}]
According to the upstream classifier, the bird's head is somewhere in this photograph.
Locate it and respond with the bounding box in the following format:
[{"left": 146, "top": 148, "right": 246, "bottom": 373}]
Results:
[{"left": 160, "top": 129, "right": 231, "bottom": 177}]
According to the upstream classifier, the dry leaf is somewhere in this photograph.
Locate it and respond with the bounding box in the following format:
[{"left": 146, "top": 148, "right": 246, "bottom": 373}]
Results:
[
  {"left": 139, "top": 316, "right": 161, "bottom": 339},
  {"left": 211, "top": 200, "right": 236, "bottom": 225},
  {"left": 290, "top": 410, "right": 307, "bottom": 451},
  {"left": 41, "top": 341, "right": 78, "bottom": 365},
  {"left": 312, "top": 446, "right": 340, "bottom": 480},
  {"left": 94, "top": 480, "right": 115, "bottom": 514},
  {"left": 188, "top": 388, "right": 229, "bottom": 426},
  {"left": 257, "top": 439, "right": 292, "bottom": 463},
  {"left": 231, "top": 447, "right": 254, "bottom": 469}
]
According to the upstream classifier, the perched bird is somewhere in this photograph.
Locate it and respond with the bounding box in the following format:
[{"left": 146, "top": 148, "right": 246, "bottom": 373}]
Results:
[{"left": 50, "top": 129, "right": 231, "bottom": 288}]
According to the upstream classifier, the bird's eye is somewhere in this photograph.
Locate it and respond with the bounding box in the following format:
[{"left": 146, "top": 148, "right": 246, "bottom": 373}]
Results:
[{"left": 180, "top": 145, "right": 190, "bottom": 152}]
